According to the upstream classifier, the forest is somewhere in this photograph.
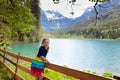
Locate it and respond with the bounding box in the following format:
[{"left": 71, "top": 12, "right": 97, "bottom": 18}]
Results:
[
  {"left": 0, "top": 0, "right": 42, "bottom": 48},
  {"left": 58, "top": 18, "right": 120, "bottom": 40}
]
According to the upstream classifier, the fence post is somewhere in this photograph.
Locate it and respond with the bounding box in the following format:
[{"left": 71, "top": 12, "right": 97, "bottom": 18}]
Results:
[
  {"left": 14, "top": 52, "right": 20, "bottom": 80},
  {"left": 15, "top": 53, "right": 20, "bottom": 73},
  {"left": 3, "top": 48, "right": 6, "bottom": 62},
  {"left": 113, "top": 75, "right": 120, "bottom": 80}
]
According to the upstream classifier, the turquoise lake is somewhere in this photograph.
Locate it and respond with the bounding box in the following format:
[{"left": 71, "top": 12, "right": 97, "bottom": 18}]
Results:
[{"left": 8, "top": 39, "right": 120, "bottom": 75}]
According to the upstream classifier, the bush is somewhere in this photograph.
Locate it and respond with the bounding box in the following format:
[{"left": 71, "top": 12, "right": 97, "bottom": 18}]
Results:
[
  {"left": 0, "top": 64, "right": 14, "bottom": 80},
  {"left": 103, "top": 72, "right": 113, "bottom": 78}
]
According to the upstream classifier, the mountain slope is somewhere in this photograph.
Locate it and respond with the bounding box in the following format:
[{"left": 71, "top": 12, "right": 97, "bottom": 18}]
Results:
[
  {"left": 40, "top": 10, "right": 74, "bottom": 32},
  {"left": 66, "top": 0, "right": 120, "bottom": 28}
]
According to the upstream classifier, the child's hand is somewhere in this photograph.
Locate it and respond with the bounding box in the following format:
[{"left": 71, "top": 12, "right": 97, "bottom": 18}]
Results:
[{"left": 44, "top": 60, "right": 50, "bottom": 63}]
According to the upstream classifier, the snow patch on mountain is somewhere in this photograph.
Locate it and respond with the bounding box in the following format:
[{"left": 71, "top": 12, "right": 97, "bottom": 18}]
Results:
[{"left": 44, "top": 10, "right": 65, "bottom": 21}]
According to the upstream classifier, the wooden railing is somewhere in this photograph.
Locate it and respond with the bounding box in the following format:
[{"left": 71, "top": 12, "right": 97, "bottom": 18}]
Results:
[
  {"left": 0, "top": 49, "right": 119, "bottom": 80},
  {"left": 0, "top": 49, "right": 50, "bottom": 80}
]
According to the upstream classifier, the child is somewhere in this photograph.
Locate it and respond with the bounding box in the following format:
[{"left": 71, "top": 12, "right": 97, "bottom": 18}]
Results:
[{"left": 31, "top": 38, "right": 50, "bottom": 80}]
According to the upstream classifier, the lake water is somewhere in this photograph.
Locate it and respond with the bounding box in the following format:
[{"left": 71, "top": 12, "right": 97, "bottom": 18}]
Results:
[{"left": 8, "top": 39, "right": 120, "bottom": 75}]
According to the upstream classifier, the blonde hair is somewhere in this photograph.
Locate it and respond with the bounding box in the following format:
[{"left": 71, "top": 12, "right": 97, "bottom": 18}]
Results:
[{"left": 41, "top": 38, "right": 50, "bottom": 51}]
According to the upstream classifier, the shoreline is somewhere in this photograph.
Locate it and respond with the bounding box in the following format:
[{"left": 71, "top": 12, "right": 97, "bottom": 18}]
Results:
[
  {"left": 12, "top": 38, "right": 120, "bottom": 45},
  {"left": 44, "top": 34, "right": 120, "bottom": 42},
  {"left": 49, "top": 37, "right": 120, "bottom": 42}
]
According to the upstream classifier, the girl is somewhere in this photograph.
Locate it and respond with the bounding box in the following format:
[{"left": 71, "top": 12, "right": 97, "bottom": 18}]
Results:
[{"left": 31, "top": 38, "right": 50, "bottom": 80}]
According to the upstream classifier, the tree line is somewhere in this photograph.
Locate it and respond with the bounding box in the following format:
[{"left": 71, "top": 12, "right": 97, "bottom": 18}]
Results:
[{"left": 59, "top": 17, "right": 120, "bottom": 40}]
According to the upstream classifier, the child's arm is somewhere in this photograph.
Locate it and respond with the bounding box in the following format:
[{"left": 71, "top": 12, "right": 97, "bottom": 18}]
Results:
[{"left": 40, "top": 56, "right": 49, "bottom": 63}]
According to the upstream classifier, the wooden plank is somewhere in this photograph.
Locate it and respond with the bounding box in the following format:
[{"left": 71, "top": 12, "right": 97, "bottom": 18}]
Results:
[
  {"left": 4, "top": 56, "right": 16, "bottom": 65},
  {"left": 0, "top": 54, "right": 17, "bottom": 66},
  {"left": 0, "top": 49, "right": 18, "bottom": 58},
  {"left": 0, "top": 49, "right": 33, "bottom": 62},
  {"left": 17, "top": 64, "right": 31, "bottom": 74},
  {"left": 0, "top": 55, "right": 31, "bottom": 75},
  {"left": 18, "top": 55, "right": 33, "bottom": 62},
  {"left": 0, "top": 60, "right": 24, "bottom": 80},
  {"left": 46, "top": 63, "right": 113, "bottom": 80},
  {"left": 15, "top": 53, "right": 20, "bottom": 73}
]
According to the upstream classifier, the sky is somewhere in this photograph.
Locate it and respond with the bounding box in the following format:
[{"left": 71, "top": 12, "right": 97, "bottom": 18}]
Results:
[{"left": 40, "top": 0, "right": 95, "bottom": 18}]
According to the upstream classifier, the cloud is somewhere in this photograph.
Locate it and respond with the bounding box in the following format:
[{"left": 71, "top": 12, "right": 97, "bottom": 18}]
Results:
[{"left": 40, "top": 0, "right": 95, "bottom": 18}]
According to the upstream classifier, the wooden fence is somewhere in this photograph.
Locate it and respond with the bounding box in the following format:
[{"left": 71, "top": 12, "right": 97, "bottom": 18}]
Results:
[
  {"left": 0, "top": 49, "right": 119, "bottom": 80},
  {"left": 0, "top": 49, "right": 50, "bottom": 80}
]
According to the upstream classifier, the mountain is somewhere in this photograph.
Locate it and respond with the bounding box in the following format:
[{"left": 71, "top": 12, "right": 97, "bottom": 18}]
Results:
[
  {"left": 40, "top": 10, "right": 74, "bottom": 32},
  {"left": 59, "top": 0, "right": 120, "bottom": 39},
  {"left": 41, "top": 0, "right": 120, "bottom": 32},
  {"left": 66, "top": 0, "right": 120, "bottom": 28}
]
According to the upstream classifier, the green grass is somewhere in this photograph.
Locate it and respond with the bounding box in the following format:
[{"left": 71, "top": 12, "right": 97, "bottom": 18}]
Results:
[
  {"left": 45, "top": 69, "right": 78, "bottom": 80},
  {"left": 0, "top": 63, "right": 14, "bottom": 80},
  {"left": 103, "top": 72, "right": 113, "bottom": 78}
]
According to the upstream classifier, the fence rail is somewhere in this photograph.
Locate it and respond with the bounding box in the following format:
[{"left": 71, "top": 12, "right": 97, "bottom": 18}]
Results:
[{"left": 0, "top": 49, "right": 119, "bottom": 80}]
